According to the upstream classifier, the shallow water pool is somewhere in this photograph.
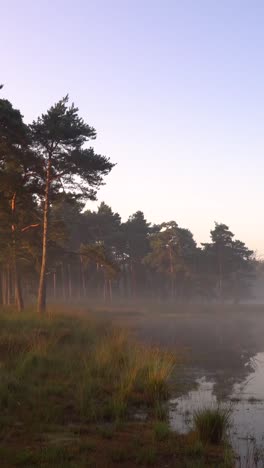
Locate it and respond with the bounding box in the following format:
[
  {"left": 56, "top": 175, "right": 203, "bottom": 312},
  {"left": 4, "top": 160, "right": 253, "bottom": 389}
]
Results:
[{"left": 170, "top": 353, "right": 264, "bottom": 467}]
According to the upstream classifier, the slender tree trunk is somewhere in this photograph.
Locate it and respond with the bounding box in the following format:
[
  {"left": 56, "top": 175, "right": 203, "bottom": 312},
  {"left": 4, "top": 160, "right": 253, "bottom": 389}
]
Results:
[
  {"left": 131, "top": 263, "right": 137, "bottom": 297},
  {"left": 61, "top": 263, "right": 66, "bottom": 300},
  {"left": 7, "top": 265, "right": 11, "bottom": 305},
  {"left": 0, "top": 270, "right": 3, "bottom": 305},
  {"left": 13, "top": 259, "right": 23, "bottom": 310},
  {"left": 109, "top": 279, "right": 112, "bottom": 302},
  {"left": 169, "top": 244, "right": 174, "bottom": 300},
  {"left": 53, "top": 270, "right": 57, "bottom": 299},
  {"left": 103, "top": 279, "right": 107, "bottom": 302},
  {"left": 2, "top": 268, "right": 7, "bottom": 306},
  {"left": 68, "top": 263, "right": 72, "bottom": 298},
  {"left": 15, "top": 272, "right": 24, "bottom": 311},
  {"left": 1, "top": 269, "right": 5, "bottom": 306},
  {"left": 218, "top": 246, "right": 223, "bottom": 302},
  {"left": 38, "top": 157, "right": 51, "bottom": 314},
  {"left": 11, "top": 193, "right": 24, "bottom": 311},
  {"left": 78, "top": 260, "right": 82, "bottom": 299},
  {"left": 81, "top": 264, "right": 85, "bottom": 297}
]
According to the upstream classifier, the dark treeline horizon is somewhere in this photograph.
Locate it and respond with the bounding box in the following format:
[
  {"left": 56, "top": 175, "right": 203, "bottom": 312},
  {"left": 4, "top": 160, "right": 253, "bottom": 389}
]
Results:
[{"left": 0, "top": 90, "right": 258, "bottom": 311}]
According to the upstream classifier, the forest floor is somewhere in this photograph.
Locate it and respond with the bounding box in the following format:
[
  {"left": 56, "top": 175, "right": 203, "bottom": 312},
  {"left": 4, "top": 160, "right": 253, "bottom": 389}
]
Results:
[{"left": 0, "top": 307, "right": 233, "bottom": 467}]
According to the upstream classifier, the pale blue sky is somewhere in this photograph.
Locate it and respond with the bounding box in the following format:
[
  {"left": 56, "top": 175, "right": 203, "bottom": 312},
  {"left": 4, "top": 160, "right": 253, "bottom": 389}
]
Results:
[{"left": 2, "top": 0, "right": 264, "bottom": 253}]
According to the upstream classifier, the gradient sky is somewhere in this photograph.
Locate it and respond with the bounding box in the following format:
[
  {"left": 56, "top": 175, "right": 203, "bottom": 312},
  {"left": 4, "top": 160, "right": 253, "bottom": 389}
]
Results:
[{"left": 2, "top": 0, "right": 264, "bottom": 254}]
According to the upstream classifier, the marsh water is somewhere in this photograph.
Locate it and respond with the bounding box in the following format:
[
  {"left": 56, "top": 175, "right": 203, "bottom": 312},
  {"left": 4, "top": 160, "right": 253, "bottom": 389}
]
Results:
[
  {"left": 170, "top": 354, "right": 264, "bottom": 467},
  {"left": 100, "top": 303, "right": 264, "bottom": 467}
]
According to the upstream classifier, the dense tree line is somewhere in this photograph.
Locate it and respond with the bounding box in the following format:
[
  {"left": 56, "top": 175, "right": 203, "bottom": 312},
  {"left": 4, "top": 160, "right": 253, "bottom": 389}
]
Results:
[{"left": 0, "top": 91, "right": 255, "bottom": 311}]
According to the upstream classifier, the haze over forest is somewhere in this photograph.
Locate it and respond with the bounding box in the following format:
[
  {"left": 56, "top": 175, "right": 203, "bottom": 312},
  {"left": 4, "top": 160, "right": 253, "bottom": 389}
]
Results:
[
  {"left": 3, "top": 3, "right": 264, "bottom": 468},
  {"left": 0, "top": 89, "right": 262, "bottom": 313},
  {"left": 3, "top": 1, "right": 264, "bottom": 255}
]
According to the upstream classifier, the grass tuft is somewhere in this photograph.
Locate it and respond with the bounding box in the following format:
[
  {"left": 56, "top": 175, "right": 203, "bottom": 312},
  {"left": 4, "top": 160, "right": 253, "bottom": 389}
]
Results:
[
  {"left": 153, "top": 421, "right": 170, "bottom": 441},
  {"left": 193, "top": 406, "right": 231, "bottom": 445}
]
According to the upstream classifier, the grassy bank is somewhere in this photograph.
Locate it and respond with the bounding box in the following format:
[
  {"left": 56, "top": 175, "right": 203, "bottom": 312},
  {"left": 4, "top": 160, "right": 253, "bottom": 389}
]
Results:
[{"left": 0, "top": 309, "right": 233, "bottom": 467}]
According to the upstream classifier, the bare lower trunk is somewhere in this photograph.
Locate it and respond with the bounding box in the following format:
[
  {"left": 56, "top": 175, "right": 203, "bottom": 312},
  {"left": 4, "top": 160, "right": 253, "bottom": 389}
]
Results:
[
  {"left": 53, "top": 270, "right": 57, "bottom": 298},
  {"left": 103, "top": 279, "right": 107, "bottom": 302},
  {"left": 15, "top": 270, "right": 24, "bottom": 312},
  {"left": 7, "top": 266, "right": 11, "bottom": 305},
  {"left": 218, "top": 246, "right": 223, "bottom": 302},
  {"left": 61, "top": 263, "right": 66, "bottom": 299},
  {"left": 38, "top": 158, "right": 51, "bottom": 314},
  {"left": 68, "top": 264, "right": 72, "bottom": 298},
  {"left": 109, "top": 279, "right": 112, "bottom": 302},
  {"left": 81, "top": 264, "right": 86, "bottom": 297},
  {"left": 11, "top": 192, "right": 24, "bottom": 311},
  {"left": 169, "top": 244, "right": 174, "bottom": 300},
  {"left": 78, "top": 261, "right": 82, "bottom": 299},
  {"left": 0, "top": 270, "right": 5, "bottom": 305},
  {"left": 0, "top": 271, "right": 2, "bottom": 306}
]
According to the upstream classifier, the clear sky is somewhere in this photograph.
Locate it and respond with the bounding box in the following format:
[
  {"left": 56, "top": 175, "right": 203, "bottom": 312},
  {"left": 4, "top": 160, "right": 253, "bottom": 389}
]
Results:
[{"left": 2, "top": 0, "right": 264, "bottom": 254}]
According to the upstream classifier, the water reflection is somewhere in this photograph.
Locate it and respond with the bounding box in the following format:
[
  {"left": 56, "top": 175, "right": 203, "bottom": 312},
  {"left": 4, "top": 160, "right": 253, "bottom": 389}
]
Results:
[{"left": 170, "top": 353, "right": 264, "bottom": 467}]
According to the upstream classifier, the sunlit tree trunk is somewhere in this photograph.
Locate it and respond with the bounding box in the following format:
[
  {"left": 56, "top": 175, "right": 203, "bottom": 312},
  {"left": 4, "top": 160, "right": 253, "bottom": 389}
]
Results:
[
  {"left": 38, "top": 157, "right": 51, "bottom": 314},
  {"left": 7, "top": 265, "right": 12, "bottom": 305},
  {"left": 11, "top": 193, "right": 24, "bottom": 311}
]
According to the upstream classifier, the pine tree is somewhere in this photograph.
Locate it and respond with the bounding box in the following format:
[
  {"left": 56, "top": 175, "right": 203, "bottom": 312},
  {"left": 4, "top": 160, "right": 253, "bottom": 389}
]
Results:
[{"left": 30, "top": 96, "right": 114, "bottom": 313}]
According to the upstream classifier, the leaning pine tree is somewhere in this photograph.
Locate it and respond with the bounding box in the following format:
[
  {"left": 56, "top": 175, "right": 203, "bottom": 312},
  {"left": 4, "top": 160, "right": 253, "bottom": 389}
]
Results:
[{"left": 30, "top": 96, "right": 114, "bottom": 314}]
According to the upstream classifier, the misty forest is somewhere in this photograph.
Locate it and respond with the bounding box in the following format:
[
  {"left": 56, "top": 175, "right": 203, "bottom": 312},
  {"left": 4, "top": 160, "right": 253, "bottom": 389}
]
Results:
[
  {"left": 2, "top": 91, "right": 264, "bottom": 468},
  {"left": 0, "top": 93, "right": 257, "bottom": 313},
  {"left": 4, "top": 0, "right": 264, "bottom": 465}
]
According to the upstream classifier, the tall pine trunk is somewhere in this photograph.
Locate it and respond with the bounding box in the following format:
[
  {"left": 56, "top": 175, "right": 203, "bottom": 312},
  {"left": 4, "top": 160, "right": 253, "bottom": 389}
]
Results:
[
  {"left": 15, "top": 269, "right": 24, "bottom": 311},
  {"left": 7, "top": 266, "right": 11, "bottom": 305},
  {"left": 67, "top": 263, "right": 72, "bottom": 298},
  {"left": 38, "top": 158, "right": 51, "bottom": 314},
  {"left": 53, "top": 270, "right": 57, "bottom": 299},
  {"left": 11, "top": 193, "right": 24, "bottom": 312},
  {"left": 109, "top": 279, "right": 112, "bottom": 302},
  {"left": 0, "top": 270, "right": 4, "bottom": 306},
  {"left": 61, "top": 263, "right": 66, "bottom": 300},
  {"left": 217, "top": 246, "right": 223, "bottom": 302}
]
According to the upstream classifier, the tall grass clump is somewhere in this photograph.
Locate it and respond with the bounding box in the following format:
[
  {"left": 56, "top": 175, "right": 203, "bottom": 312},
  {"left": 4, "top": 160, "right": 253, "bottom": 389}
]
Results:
[
  {"left": 79, "top": 328, "right": 176, "bottom": 421},
  {"left": 193, "top": 407, "right": 231, "bottom": 445},
  {"left": 142, "top": 347, "right": 176, "bottom": 404},
  {"left": 0, "top": 311, "right": 177, "bottom": 428}
]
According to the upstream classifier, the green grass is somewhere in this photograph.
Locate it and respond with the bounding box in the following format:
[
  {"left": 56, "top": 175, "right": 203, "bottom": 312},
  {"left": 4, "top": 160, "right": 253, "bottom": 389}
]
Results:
[
  {"left": 184, "top": 439, "right": 205, "bottom": 457},
  {"left": 0, "top": 308, "right": 232, "bottom": 467},
  {"left": 193, "top": 407, "right": 231, "bottom": 445},
  {"left": 153, "top": 401, "right": 168, "bottom": 420},
  {"left": 135, "top": 446, "right": 157, "bottom": 465},
  {"left": 0, "top": 310, "right": 176, "bottom": 432},
  {"left": 153, "top": 421, "right": 170, "bottom": 441}
]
